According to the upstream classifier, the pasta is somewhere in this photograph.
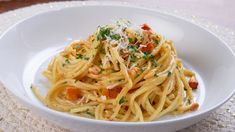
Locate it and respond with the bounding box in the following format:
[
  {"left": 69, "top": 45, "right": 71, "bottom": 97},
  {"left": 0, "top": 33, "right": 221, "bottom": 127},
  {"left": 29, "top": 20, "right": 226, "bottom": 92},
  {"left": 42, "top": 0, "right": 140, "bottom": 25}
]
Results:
[{"left": 32, "top": 20, "right": 199, "bottom": 122}]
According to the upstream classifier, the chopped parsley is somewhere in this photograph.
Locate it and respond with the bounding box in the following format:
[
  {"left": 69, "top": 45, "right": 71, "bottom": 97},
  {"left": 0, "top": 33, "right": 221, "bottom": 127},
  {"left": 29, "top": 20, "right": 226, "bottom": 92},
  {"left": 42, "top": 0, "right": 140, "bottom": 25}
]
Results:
[
  {"left": 142, "top": 52, "right": 154, "bottom": 60},
  {"left": 110, "top": 34, "right": 121, "bottom": 40},
  {"left": 76, "top": 54, "right": 83, "bottom": 59},
  {"left": 119, "top": 96, "right": 126, "bottom": 105},
  {"left": 99, "top": 88, "right": 103, "bottom": 93},
  {"left": 99, "top": 68, "right": 104, "bottom": 74},
  {"left": 176, "top": 66, "right": 179, "bottom": 69},
  {"left": 135, "top": 73, "right": 140, "bottom": 78},
  {"left": 65, "top": 59, "right": 70, "bottom": 64},
  {"left": 85, "top": 109, "right": 95, "bottom": 117},
  {"left": 127, "top": 44, "right": 138, "bottom": 52},
  {"left": 154, "top": 73, "right": 158, "bottom": 77},
  {"left": 135, "top": 32, "right": 142, "bottom": 38},
  {"left": 154, "top": 39, "right": 159, "bottom": 45},
  {"left": 62, "top": 63, "right": 66, "bottom": 67},
  {"left": 167, "top": 71, "right": 172, "bottom": 77},
  {"left": 130, "top": 53, "right": 137, "bottom": 62},
  {"left": 100, "top": 48, "right": 105, "bottom": 54},
  {"left": 95, "top": 46, "right": 99, "bottom": 49},
  {"left": 84, "top": 57, "right": 90, "bottom": 60},
  {"left": 122, "top": 27, "right": 127, "bottom": 32},
  {"left": 140, "top": 68, "right": 144, "bottom": 73},
  {"left": 152, "top": 60, "right": 158, "bottom": 67},
  {"left": 81, "top": 49, "right": 85, "bottom": 52},
  {"left": 62, "top": 81, "right": 67, "bottom": 84},
  {"left": 128, "top": 38, "right": 137, "bottom": 43},
  {"left": 187, "top": 99, "right": 191, "bottom": 104},
  {"left": 97, "top": 26, "right": 122, "bottom": 41},
  {"left": 97, "top": 27, "right": 111, "bottom": 40}
]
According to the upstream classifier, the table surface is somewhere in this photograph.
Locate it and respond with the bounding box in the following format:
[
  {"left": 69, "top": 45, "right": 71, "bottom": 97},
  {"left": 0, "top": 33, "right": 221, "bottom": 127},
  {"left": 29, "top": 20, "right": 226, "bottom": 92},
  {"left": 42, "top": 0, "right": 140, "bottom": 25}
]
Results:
[
  {"left": 0, "top": 0, "right": 62, "bottom": 13},
  {"left": 0, "top": 1, "right": 234, "bottom": 132},
  {"left": 0, "top": 0, "right": 235, "bottom": 30}
]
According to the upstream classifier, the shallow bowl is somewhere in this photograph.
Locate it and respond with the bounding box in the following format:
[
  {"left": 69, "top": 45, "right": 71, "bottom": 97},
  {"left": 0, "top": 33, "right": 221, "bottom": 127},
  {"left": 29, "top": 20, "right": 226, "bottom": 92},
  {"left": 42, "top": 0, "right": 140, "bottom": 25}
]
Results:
[{"left": 0, "top": 4, "right": 235, "bottom": 132}]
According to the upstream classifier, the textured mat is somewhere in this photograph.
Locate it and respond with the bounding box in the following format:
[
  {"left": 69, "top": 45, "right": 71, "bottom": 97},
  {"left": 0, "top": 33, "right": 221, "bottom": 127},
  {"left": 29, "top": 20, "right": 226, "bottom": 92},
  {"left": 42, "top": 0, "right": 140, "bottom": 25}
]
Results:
[{"left": 0, "top": 1, "right": 234, "bottom": 132}]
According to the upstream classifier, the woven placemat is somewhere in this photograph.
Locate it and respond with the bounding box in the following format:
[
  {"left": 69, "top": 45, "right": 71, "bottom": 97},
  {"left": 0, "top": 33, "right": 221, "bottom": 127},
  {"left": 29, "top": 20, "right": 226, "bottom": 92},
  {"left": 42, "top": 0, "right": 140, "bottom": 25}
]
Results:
[{"left": 0, "top": 1, "right": 235, "bottom": 132}]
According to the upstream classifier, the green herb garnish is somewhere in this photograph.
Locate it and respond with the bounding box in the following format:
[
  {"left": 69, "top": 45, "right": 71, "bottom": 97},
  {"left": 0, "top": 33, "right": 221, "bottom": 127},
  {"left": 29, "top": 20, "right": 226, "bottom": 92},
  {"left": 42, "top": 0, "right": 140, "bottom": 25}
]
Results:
[
  {"left": 130, "top": 53, "right": 137, "bottom": 62},
  {"left": 128, "top": 38, "right": 137, "bottom": 43},
  {"left": 135, "top": 73, "right": 140, "bottom": 78},
  {"left": 187, "top": 99, "right": 191, "bottom": 104},
  {"left": 152, "top": 60, "right": 158, "bottom": 67},
  {"left": 100, "top": 48, "right": 105, "bottom": 54},
  {"left": 140, "top": 68, "right": 144, "bottom": 73},
  {"left": 119, "top": 96, "right": 126, "bottom": 105},
  {"left": 127, "top": 44, "right": 138, "bottom": 52},
  {"left": 122, "top": 27, "right": 127, "bottom": 32},
  {"left": 76, "top": 54, "right": 83, "bottom": 59},
  {"left": 99, "top": 88, "right": 103, "bottom": 93},
  {"left": 167, "top": 71, "right": 172, "bottom": 77},
  {"left": 84, "top": 57, "right": 90, "bottom": 60},
  {"left": 154, "top": 73, "right": 158, "bottom": 77},
  {"left": 154, "top": 39, "right": 159, "bottom": 45},
  {"left": 95, "top": 46, "right": 99, "bottom": 49},
  {"left": 99, "top": 68, "right": 104, "bottom": 74},
  {"left": 62, "top": 63, "right": 66, "bottom": 67},
  {"left": 142, "top": 52, "right": 154, "bottom": 60},
  {"left": 135, "top": 32, "right": 141, "bottom": 38},
  {"left": 110, "top": 34, "right": 121, "bottom": 40},
  {"left": 85, "top": 109, "right": 95, "bottom": 117},
  {"left": 97, "top": 27, "right": 111, "bottom": 40},
  {"left": 65, "top": 59, "right": 70, "bottom": 64}
]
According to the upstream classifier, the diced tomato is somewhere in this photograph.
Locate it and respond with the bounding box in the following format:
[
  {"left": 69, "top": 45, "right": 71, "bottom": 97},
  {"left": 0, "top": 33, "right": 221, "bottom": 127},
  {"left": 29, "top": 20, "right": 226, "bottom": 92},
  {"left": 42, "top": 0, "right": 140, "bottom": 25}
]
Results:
[
  {"left": 108, "top": 87, "right": 122, "bottom": 98},
  {"left": 141, "top": 23, "right": 151, "bottom": 30},
  {"left": 65, "top": 86, "right": 81, "bottom": 101},
  {"left": 101, "top": 88, "right": 109, "bottom": 97},
  {"left": 190, "top": 103, "right": 199, "bottom": 111},
  {"left": 101, "top": 87, "right": 122, "bottom": 99},
  {"left": 140, "top": 43, "right": 154, "bottom": 53},
  {"left": 188, "top": 76, "right": 198, "bottom": 89}
]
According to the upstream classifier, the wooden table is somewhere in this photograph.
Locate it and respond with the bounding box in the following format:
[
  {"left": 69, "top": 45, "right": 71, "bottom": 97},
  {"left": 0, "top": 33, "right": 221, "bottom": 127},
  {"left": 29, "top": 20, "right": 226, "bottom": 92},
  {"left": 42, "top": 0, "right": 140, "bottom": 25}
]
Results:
[{"left": 0, "top": 0, "right": 69, "bottom": 13}]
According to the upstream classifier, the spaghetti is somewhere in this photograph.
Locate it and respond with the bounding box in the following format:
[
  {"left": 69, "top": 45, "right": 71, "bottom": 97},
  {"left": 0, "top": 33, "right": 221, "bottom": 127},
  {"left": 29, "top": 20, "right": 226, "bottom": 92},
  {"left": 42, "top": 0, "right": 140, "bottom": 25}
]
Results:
[{"left": 32, "top": 20, "right": 199, "bottom": 122}]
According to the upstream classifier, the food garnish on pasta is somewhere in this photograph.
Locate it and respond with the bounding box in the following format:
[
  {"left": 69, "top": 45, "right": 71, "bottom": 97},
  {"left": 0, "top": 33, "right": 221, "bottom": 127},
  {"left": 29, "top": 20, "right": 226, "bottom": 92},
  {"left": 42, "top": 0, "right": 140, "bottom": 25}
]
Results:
[{"left": 32, "top": 19, "right": 199, "bottom": 122}]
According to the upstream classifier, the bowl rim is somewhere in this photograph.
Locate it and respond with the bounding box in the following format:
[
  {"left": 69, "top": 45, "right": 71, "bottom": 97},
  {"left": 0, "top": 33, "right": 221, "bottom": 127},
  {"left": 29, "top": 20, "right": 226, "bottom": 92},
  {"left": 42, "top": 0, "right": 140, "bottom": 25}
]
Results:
[{"left": 0, "top": 1, "right": 235, "bottom": 126}]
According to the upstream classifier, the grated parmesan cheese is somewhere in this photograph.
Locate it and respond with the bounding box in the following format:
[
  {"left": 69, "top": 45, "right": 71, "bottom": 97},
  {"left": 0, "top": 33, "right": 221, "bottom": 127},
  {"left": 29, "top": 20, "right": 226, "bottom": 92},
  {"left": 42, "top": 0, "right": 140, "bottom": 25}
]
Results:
[
  {"left": 100, "top": 95, "right": 107, "bottom": 100},
  {"left": 103, "top": 19, "right": 143, "bottom": 50}
]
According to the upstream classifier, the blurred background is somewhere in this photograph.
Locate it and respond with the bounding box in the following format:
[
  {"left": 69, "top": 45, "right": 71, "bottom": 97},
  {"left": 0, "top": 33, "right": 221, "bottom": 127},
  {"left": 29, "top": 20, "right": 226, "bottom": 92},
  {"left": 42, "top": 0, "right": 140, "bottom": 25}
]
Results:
[{"left": 0, "top": 0, "right": 234, "bottom": 30}]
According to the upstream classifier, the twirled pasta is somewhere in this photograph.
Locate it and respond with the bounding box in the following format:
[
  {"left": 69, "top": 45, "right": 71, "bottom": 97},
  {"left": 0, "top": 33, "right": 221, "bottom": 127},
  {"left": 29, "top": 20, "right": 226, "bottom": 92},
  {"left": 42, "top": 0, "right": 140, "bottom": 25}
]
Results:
[{"left": 32, "top": 20, "right": 199, "bottom": 122}]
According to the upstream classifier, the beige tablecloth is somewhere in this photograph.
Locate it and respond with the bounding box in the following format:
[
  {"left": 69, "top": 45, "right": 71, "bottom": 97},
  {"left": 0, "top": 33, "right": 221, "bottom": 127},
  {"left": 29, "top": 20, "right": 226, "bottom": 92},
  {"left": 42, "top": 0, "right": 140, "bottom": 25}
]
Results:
[{"left": 0, "top": 1, "right": 235, "bottom": 132}]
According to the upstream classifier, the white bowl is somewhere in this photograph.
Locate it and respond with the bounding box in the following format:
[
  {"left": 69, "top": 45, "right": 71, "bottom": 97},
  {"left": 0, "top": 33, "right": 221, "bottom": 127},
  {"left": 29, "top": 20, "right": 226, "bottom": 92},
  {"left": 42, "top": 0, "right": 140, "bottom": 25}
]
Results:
[{"left": 0, "top": 4, "right": 235, "bottom": 132}]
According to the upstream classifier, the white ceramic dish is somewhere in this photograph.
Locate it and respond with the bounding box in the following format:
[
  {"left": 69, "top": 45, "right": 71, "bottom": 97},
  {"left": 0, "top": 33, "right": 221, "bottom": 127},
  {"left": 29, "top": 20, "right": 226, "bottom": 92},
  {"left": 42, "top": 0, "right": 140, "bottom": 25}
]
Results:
[{"left": 0, "top": 4, "right": 235, "bottom": 132}]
